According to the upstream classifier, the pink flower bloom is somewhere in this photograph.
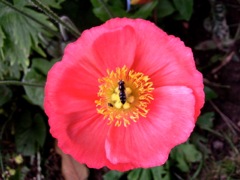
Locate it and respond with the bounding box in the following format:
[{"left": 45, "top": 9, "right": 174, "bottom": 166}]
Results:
[{"left": 44, "top": 18, "right": 204, "bottom": 171}]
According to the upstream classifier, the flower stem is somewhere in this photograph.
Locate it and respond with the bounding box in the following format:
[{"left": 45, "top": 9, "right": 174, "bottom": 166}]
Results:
[
  {"left": 0, "top": 0, "right": 58, "bottom": 36},
  {"left": 30, "top": 0, "right": 80, "bottom": 38},
  {"left": 97, "top": 0, "right": 114, "bottom": 18},
  {"left": 0, "top": 80, "right": 44, "bottom": 87}
]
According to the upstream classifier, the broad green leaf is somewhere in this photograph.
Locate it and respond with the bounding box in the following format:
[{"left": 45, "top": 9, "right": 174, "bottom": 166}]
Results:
[
  {"left": 13, "top": 0, "right": 65, "bottom": 9},
  {"left": 171, "top": 143, "right": 202, "bottom": 172},
  {"left": 22, "top": 69, "right": 45, "bottom": 108},
  {"left": 40, "top": 0, "right": 65, "bottom": 9},
  {"left": 181, "top": 144, "right": 202, "bottom": 163},
  {"left": 156, "top": 0, "right": 175, "bottom": 18},
  {"left": 172, "top": 0, "right": 193, "bottom": 21},
  {"left": 197, "top": 112, "right": 215, "bottom": 130},
  {"left": 151, "top": 166, "right": 169, "bottom": 180},
  {"left": 91, "top": 0, "right": 113, "bottom": 21},
  {"left": 204, "top": 86, "right": 218, "bottom": 100},
  {"left": 127, "top": 168, "right": 142, "bottom": 180},
  {"left": 31, "top": 58, "right": 57, "bottom": 75},
  {"left": 92, "top": 6, "right": 127, "bottom": 22},
  {"left": 171, "top": 147, "right": 189, "bottom": 172},
  {"left": 0, "top": 85, "right": 12, "bottom": 106},
  {"left": 91, "top": 0, "right": 127, "bottom": 22},
  {"left": 131, "top": 1, "right": 158, "bottom": 19},
  {"left": 15, "top": 112, "right": 47, "bottom": 156},
  {"left": 0, "top": 61, "right": 21, "bottom": 80},
  {"left": 23, "top": 58, "right": 56, "bottom": 108},
  {"left": 138, "top": 169, "right": 152, "bottom": 180},
  {"left": 90, "top": 0, "right": 105, "bottom": 7},
  {"left": 103, "top": 170, "right": 124, "bottom": 180},
  {"left": 0, "top": 2, "right": 57, "bottom": 78},
  {"left": 190, "top": 133, "right": 211, "bottom": 156}
]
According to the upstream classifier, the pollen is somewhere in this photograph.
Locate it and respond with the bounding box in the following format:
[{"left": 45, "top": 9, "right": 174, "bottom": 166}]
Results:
[{"left": 95, "top": 66, "right": 154, "bottom": 127}]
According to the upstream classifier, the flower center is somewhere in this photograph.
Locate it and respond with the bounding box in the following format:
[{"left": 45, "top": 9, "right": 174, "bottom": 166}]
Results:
[{"left": 95, "top": 66, "right": 154, "bottom": 127}]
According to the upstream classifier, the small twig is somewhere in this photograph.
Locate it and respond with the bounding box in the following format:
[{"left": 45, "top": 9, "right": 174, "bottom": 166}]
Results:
[
  {"left": 211, "top": 51, "right": 235, "bottom": 74},
  {"left": 234, "top": 22, "right": 240, "bottom": 39},
  {"left": 30, "top": 0, "right": 80, "bottom": 38},
  {"left": 204, "top": 78, "right": 231, "bottom": 88},
  {"left": 37, "top": 152, "right": 42, "bottom": 180},
  {"left": 0, "top": 80, "right": 44, "bottom": 87},
  {"left": 209, "top": 100, "right": 240, "bottom": 135}
]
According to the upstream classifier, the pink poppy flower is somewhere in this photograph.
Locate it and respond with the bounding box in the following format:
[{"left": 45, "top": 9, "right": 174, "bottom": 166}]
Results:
[{"left": 44, "top": 18, "right": 204, "bottom": 172}]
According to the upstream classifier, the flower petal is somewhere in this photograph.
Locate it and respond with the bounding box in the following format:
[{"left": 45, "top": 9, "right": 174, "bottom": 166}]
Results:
[
  {"left": 124, "top": 19, "right": 204, "bottom": 119},
  {"left": 49, "top": 111, "right": 110, "bottom": 169},
  {"left": 105, "top": 86, "right": 195, "bottom": 171},
  {"left": 92, "top": 24, "right": 137, "bottom": 70},
  {"left": 44, "top": 60, "right": 98, "bottom": 114},
  {"left": 100, "top": 18, "right": 204, "bottom": 119}
]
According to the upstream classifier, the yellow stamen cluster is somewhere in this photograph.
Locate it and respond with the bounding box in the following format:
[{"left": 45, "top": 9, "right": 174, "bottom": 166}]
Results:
[
  {"left": 111, "top": 86, "right": 134, "bottom": 109},
  {"left": 95, "top": 66, "right": 154, "bottom": 127}
]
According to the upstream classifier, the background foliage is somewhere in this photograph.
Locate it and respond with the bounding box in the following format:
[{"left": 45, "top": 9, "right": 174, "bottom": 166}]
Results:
[{"left": 1, "top": 0, "right": 240, "bottom": 179}]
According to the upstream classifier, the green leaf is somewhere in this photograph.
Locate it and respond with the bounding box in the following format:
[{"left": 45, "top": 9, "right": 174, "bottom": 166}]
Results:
[
  {"left": 172, "top": 148, "right": 189, "bottom": 172},
  {"left": 31, "top": 58, "right": 57, "bottom": 75},
  {"left": 40, "top": 0, "right": 65, "bottom": 9},
  {"left": 181, "top": 144, "right": 202, "bottom": 163},
  {"left": 22, "top": 69, "right": 45, "bottom": 108},
  {"left": 0, "top": 26, "right": 5, "bottom": 60},
  {"left": 15, "top": 112, "right": 47, "bottom": 156},
  {"left": 151, "top": 166, "right": 169, "bottom": 180},
  {"left": 13, "top": 0, "right": 65, "bottom": 9},
  {"left": 197, "top": 112, "right": 215, "bottom": 130},
  {"left": 171, "top": 143, "right": 202, "bottom": 172},
  {"left": 23, "top": 58, "right": 56, "bottom": 108},
  {"left": 90, "top": 0, "right": 112, "bottom": 21},
  {"left": 204, "top": 86, "right": 218, "bottom": 100},
  {"left": 172, "top": 0, "right": 193, "bottom": 21},
  {"left": 127, "top": 168, "right": 142, "bottom": 180},
  {"left": 103, "top": 170, "right": 124, "bottom": 180},
  {"left": 90, "top": 0, "right": 104, "bottom": 7},
  {"left": 190, "top": 133, "right": 211, "bottom": 156},
  {"left": 91, "top": 0, "right": 127, "bottom": 22},
  {"left": 131, "top": 1, "right": 158, "bottom": 19},
  {"left": 0, "top": 85, "right": 12, "bottom": 106},
  {"left": 156, "top": 0, "right": 175, "bottom": 18},
  {"left": 0, "top": 61, "right": 21, "bottom": 79},
  {"left": 0, "top": 2, "right": 57, "bottom": 78},
  {"left": 138, "top": 169, "right": 152, "bottom": 180}
]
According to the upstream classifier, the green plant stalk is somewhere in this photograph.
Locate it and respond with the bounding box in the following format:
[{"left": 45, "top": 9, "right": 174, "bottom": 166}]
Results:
[
  {"left": 223, "top": 133, "right": 239, "bottom": 154},
  {"left": 97, "top": 0, "right": 114, "bottom": 18},
  {"left": 205, "top": 128, "right": 239, "bottom": 154},
  {"left": 190, "top": 158, "right": 204, "bottom": 180},
  {"left": 30, "top": 0, "right": 80, "bottom": 38},
  {"left": 0, "top": 80, "right": 44, "bottom": 87},
  {"left": 0, "top": 0, "right": 58, "bottom": 37}
]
